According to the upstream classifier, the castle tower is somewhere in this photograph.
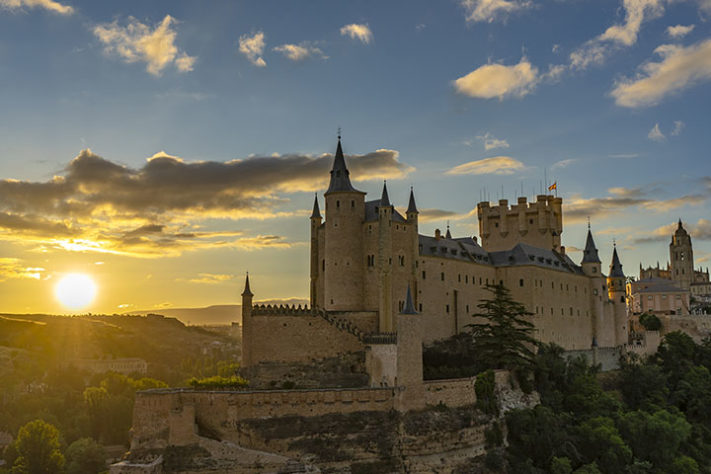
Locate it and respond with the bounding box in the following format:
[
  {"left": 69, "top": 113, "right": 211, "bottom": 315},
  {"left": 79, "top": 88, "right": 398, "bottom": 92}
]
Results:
[
  {"left": 310, "top": 194, "right": 322, "bottom": 308},
  {"left": 323, "top": 137, "right": 366, "bottom": 310},
  {"left": 378, "top": 181, "right": 394, "bottom": 332},
  {"left": 670, "top": 219, "right": 694, "bottom": 290},
  {"left": 476, "top": 195, "right": 563, "bottom": 252},
  {"left": 240, "top": 274, "right": 254, "bottom": 367},
  {"left": 406, "top": 187, "right": 419, "bottom": 309},
  {"left": 607, "top": 244, "right": 626, "bottom": 303},
  {"left": 581, "top": 225, "right": 601, "bottom": 277}
]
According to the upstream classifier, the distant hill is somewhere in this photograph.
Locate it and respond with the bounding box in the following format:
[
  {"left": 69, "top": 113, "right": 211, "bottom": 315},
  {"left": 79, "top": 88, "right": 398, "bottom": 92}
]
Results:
[{"left": 126, "top": 298, "right": 308, "bottom": 326}]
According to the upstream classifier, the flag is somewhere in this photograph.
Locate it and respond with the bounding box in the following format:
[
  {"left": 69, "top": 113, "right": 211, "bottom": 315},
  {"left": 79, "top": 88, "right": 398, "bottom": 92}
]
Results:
[{"left": 548, "top": 182, "right": 557, "bottom": 191}]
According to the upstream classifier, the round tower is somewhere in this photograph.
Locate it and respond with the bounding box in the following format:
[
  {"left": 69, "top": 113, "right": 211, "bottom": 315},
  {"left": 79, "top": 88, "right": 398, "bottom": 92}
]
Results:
[
  {"left": 240, "top": 274, "right": 254, "bottom": 368},
  {"left": 378, "top": 181, "right": 394, "bottom": 332},
  {"left": 323, "top": 137, "right": 366, "bottom": 311},
  {"left": 607, "top": 243, "right": 626, "bottom": 303},
  {"left": 670, "top": 219, "right": 694, "bottom": 290},
  {"left": 406, "top": 187, "right": 419, "bottom": 309}
]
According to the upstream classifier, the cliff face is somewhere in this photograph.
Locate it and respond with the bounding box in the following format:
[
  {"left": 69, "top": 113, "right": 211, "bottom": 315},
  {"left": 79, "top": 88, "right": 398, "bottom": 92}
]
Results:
[{"left": 112, "top": 376, "right": 538, "bottom": 473}]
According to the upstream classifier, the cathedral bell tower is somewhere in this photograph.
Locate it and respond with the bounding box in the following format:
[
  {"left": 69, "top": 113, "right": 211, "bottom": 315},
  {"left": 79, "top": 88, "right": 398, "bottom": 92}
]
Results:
[{"left": 670, "top": 219, "right": 694, "bottom": 290}]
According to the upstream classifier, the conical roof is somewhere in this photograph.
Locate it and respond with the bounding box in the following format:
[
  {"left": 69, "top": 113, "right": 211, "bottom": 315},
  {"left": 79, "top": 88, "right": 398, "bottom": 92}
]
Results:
[
  {"left": 380, "top": 181, "right": 391, "bottom": 207},
  {"left": 407, "top": 187, "right": 418, "bottom": 214},
  {"left": 241, "top": 273, "right": 253, "bottom": 297},
  {"left": 401, "top": 284, "right": 417, "bottom": 314},
  {"left": 325, "top": 138, "right": 358, "bottom": 194},
  {"left": 609, "top": 245, "right": 624, "bottom": 278},
  {"left": 582, "top": 228, "right": 601, "bottom": 264},
  {"left": 310, "top": 194, "right": 321, "bottom": 219}
]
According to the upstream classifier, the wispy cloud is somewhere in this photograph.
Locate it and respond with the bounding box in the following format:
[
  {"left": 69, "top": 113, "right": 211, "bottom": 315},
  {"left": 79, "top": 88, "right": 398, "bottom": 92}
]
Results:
[
  {"left": 273, "top": 42, "right": 326, "bottom": 61},
  {"left": 461, "top": 0, "right": 533, "bottom": 23},
  {"left": 186, "top": 273, "right": 234, "bottom": 284},
  {"left": 671, "top": 120, "right": 684, "bottom": 136},
  {"left": 648, "top": 123, "right": 665, "bottom": 141},
  {"left": 93, "top": 15, "right": 196, "bottom": 76},
  {"left": 0, "top": 258, "right": 44, "bottom": 281},
  {"left": 454, "top": 58, "right": 539, "bottom": 100},
  {"left": 608, "top": 153, "right": 640, "bottom": 159},
  {"left": 0, "top": 0, "right": 72, "bottom": 14},
  {"left": 416, "top": 208, "right": 476, "bottom": 223},
  {"left": 570, "top": 0, "right": 664, "bottom": 70},
  {"left": 239, "top": 31, "right": 267, "bottom": 67},
  {"left": 340, "top": 23, "right": 373, "bottom": 44},
  {"left": 446, "top": 156, "right": 525, "bottom": 175},
  {"left": 611, "top": 38, "right": 711, "bottom": 107},
  {"left": 552, "top": 158, "right": 577, "bottom": 170},
  {"left": 667, "top": 24, "right": 694, "bottom": 39},
  {"left": 476, "top": 132, "right": 509, "bottom": 151}
]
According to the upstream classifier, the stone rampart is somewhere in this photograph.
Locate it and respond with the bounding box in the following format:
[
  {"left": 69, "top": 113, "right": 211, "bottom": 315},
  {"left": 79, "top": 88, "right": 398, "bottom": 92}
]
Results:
[{"left": 423, "top": 377, "right": 477, "bottom": 407}]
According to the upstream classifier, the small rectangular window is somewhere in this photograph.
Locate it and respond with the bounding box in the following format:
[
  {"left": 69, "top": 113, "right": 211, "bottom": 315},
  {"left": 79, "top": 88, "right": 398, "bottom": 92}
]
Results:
[
  {"left": 422, "top": 271, "right": 426, "bottom": 280},
  {"left": 446, "top": 304, "right": 450, "bottom": 313},
  {"left": 519, "top": 279, "right": 524, "bottom": 287},
  {"left": 441, "top": 272, "right": 445, "bottom": 281}
]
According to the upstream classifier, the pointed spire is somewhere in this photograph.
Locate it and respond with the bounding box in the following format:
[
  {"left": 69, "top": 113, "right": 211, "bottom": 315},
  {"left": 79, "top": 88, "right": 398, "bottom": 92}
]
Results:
[
  {"left": 241, "top": 273, "right": 253, "bottom": 297},
  {"left": 609, "top": 245, "right": 624, "bottom": 278},
  {"left": 310, "top": 193, "right": 321, "bottom": 219},
  {"left": 401, "top": 284, "right": 417, "bottom": 314},
  {"left": 406, "top": 186, "right": 418, "bottom": 214},
  {"left": 678, "top": 218, "right": 683, "bottom": 229},
  {"left": 325, "top": 136, "right": 358, "bottom": 194},
  {"left": 582, "top": 227, "right": 601, "bottom": 264},
  {"left": 445, "top": 222, "right": 452, "bottom": 239},
  {"left": 380, "top": 180, "right": 391, "bottom": 207}
]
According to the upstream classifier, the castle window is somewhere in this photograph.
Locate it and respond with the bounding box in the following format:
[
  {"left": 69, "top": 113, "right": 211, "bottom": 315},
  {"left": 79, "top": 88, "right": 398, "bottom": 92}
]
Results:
[
  {"left": 560, "top": 283, "right": 563, "bottom": 290},
  {"left": 500, "top": 280, "right": 503, "bottom": 286},
  {"left": 399, "top": 256, "right": 405, "bottom": 266},
  {"left": 336, "top": 200, "right": 340, "bottom": 208},
  {"left": 480, "top": 278, "right": 482, "bottom": 285},
  {"left": 519, "top": 279, "right": 524, "bottom": 287},
  {"left": 620, "top": 296, "right": 624, "bottom": 303},
  {"left": 419, "top": 303, "right": 423, "bottom": 312},
  {"left": 422, "top": 271, "right": 426, "bottom": 280},
  {"left": 551, "top": 308, "right": 554, "bottom": 315},
  {"left": 495, "top": 223, "right": 499, "bottom": 228},
  {"left": 594, "top": 289, "right": 599, "bottom": 296},
  {"left": 322, "top": 260, "right": 325, "bottom": 271},
  {"left": 466, "top": 304, "right": 469, "bottom": 312},
  {"left": 367, "top": 255, "right": 375, "bottom": 267},
  {"left": 445, "top": 304, "right": 450, "bottom": 313},
  {"left": 570, "top": 307, "right": 573, "bottom": 316},
  {"left": 465, "top": 275, "right": 468, "bottom": 283},
  {"left": 398, "top": 301, "right": 403, "bottom": 311},
  {"left": 561, "top": 308, "right": 564, "bottom": 315},
  {"left": 441, "top": 272, "right": 445, "bottom": 281},
  {"left": 552, "top": 282, "right": 555, "bottom": 289},
  {"left": 351, "top": 200, "right": 354, "bottom": 208},
  {"left": 458, "top": 274, "right": 461, "bottom": 282}
]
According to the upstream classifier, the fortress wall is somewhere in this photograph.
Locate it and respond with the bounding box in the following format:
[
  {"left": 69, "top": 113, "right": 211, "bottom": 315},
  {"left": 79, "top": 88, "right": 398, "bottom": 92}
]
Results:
[
  {"left": 328, "top": 310, "right": 378, "bottom": 333},
  {"left": 248, "top": 313, "right": 363, "bottom": 365},
  {"left": 132, "top": 387, "right": 396, "bottom": 450},
  {"left": 417, "top": 257, "right": 496, "bottom": 343},
  {"left": 423, "top": 377, "right": 477, "bottom": 408},
  {"left": 664, "top": 315, "right": 711, "bottom": 341}
]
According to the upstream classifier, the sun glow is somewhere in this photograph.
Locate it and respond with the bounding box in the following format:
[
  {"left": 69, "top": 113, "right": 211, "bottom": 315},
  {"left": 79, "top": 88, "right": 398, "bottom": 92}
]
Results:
[{"left": 55, "top": 273, "right": 98, "bottom": 310}]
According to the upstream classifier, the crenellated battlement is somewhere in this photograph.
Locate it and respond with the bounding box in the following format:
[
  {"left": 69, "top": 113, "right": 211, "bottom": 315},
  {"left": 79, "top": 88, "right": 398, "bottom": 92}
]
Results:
[
  {"left": 251, "top": 303, "right": 312, "bottom": 316},
  {"left": 477, "top": 194, "right": 563, "bottom": 252}
]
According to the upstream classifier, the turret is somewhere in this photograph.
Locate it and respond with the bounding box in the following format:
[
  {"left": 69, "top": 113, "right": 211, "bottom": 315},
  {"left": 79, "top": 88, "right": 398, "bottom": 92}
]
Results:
[
  {"left": 581, "top": 224, "right": 601, "bottom": 277},
  {"left": 378, "top": 181, "right": 394, "bottom": 332},
  {"left": 310, "top": 194, "right": 322, "bottom": 308},
  {"left": 607, "top": 244, "right": 625, "bottom": 302},
  {"left": 323, "top": 136, "right": 366, "bottom": 311},
  {"left": 241, "top": 273, "right": 254, "bottom": 367},
  {"left": 406, "top": 187, "right": 419, "bottom": 310}
]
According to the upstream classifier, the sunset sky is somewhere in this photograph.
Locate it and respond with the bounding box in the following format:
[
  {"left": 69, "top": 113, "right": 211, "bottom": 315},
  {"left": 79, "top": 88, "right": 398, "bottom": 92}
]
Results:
[{"left": 1, "top": 0, "right": 710, "bottom": 314}]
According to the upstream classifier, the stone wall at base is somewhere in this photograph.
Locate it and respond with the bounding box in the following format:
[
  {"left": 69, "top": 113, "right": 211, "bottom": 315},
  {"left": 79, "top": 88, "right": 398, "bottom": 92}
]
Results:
[
  {"left": 423, "top": 377, "right": 477, "bottom": 407},
  {"left": 565, "top": 346, "right": 623, "bottom": 371}
]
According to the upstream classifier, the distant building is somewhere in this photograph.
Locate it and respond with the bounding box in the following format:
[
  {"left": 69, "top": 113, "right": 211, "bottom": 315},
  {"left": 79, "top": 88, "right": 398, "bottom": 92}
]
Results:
[{"left": 627, "top": 277, "right": 690, "bottom": 315}]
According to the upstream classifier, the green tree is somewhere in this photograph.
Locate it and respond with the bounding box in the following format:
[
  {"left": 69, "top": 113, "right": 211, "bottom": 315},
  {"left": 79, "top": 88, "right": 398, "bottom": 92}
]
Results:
[
  {"left": 64, "top": 438, "right": 105, "bottom": 474},
  {"left": 467, "top": 284, "right": 538, "bottom": 377},
  {"left": 619, "top": 409, "right": 692, "bottom": 469},
  {"left": 638, "top": 313, "right": 662, "bottom": 331},
  {"left": 8, "top": 419, "right": 65, "bottom": 474}
]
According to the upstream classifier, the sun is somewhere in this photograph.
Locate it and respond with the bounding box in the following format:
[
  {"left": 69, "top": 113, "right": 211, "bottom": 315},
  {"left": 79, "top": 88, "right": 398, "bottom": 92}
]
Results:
[{"left": 55, "top": 273, "right": 98, "bottom": 310}]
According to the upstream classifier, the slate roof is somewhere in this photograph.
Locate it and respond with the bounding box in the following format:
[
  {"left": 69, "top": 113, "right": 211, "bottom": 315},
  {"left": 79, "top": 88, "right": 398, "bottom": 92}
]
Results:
[{"left": 325, "top": 139, "right": 362, "bottom": 194}]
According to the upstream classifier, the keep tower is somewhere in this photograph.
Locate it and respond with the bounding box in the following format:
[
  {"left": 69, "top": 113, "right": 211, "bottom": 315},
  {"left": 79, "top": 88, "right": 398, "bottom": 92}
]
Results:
[{"left": 322, "top": 137, "right": 366, "bottom": 310}]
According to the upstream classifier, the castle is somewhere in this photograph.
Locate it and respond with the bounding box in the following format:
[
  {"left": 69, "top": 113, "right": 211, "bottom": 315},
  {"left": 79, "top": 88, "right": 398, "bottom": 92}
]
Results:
[{"left": 241, "top": 137, "right": 629, "bottom": 384}]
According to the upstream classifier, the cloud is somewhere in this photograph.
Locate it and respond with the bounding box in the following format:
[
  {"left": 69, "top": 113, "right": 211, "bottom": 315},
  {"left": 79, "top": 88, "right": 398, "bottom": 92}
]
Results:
[
  {"left": 238, "top": 31, "right": 267, "bottom": 67},
  {"left": 671, "top": 120, "right": 684, "bottom": 136},
  {"left": 0, "top": 147, "right": 412, "bottom": 256},
  {"left": 640, "top": 194, "right": 707, "bottom": 212},
  {"left": 0, "top": 0, "right": 72, "bottom": 14},
  {"left": 608, "top": 153, "right": 640, "bottom": 159},
  {"left": 667, "top": 24, "right": 695, "bottom": 38},
  {"left": 570, "top": 0, "right": 664, "bottom": 70},
  {"left": 476, "top": 132, "right": 509, "bottom": 150},
  {"left": 0, "top": 258, "right": 44, "bottom": 281},
  {"left": 273, "top": 42, "right": 326, "bottom": 61},
  {"left": 461, "top": 0, "right": 533, "bottom": 23},
  {"left": 648, "top": 123, "right": 666, "bottom": 141},
  {"left": 446, "top": 156, "right": 525, "bottom": 175},
  {"left": 611, "top": 38, "right": 711, "bottom": 107},
  {"left": 552, "top": 158, "right": 577, "bottom": 170},
  {"left": 340, "top": 23, "right": 373, "bottom": 44},
  {"left": 632, "top": 218, "right": 711, "bottom": 244},
  {"left": 186, "top": 273, "right": 234, "bottom": 284},
  {"left": 608, "top": 186, "right": 645, "bottom": 198},
  {"left": 416, "top": 208, "right": 476, "bottom": 223},
  {"left": 93, "top": 15, "right": 196, "bottom": 76},
  {"left": 454, "top": 58, "right": 539, "bottom": 99}
]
